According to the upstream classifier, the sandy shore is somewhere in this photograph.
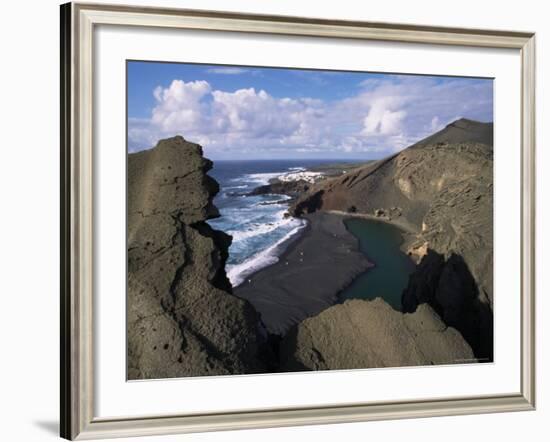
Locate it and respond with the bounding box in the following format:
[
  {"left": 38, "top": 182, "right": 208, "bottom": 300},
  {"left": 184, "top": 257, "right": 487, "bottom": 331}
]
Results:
[{"left": 234, "top": 212, "right": 372, "bottom": 336}]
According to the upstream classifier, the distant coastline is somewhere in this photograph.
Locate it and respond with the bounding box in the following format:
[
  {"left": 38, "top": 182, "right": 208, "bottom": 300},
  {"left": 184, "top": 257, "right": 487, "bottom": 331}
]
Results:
[{"left": 208, "top": 159, "right": 367, "bottom": 288}]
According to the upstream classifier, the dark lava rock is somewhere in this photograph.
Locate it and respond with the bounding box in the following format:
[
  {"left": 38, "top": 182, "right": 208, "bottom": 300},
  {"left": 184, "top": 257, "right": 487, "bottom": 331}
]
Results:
[
  {"left": 127, "top": 136, "right": 265, "bottom": 379},
  {"left": 281, "top": 298, "right": 475, "bottom": 371},
  {"left": 247, "top": 179, "right": 310, "bottom": 197}
]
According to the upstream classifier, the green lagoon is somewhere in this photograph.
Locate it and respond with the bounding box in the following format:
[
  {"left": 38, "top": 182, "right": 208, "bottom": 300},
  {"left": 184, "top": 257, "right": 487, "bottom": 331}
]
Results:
[{"left": 341, "top": 218, "right": 416, "bottom": 310}]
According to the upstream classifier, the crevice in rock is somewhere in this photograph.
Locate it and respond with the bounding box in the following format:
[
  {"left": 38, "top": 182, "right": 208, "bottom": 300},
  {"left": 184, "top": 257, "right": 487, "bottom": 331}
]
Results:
[{"left": 189, "top": 221, "right": 233, "bottom": 294}]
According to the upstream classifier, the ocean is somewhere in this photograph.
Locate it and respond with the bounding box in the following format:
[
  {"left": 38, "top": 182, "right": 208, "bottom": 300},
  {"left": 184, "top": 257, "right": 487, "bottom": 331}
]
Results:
[{"left": 207, "top": 159, "right": 337, "bottom": 287}]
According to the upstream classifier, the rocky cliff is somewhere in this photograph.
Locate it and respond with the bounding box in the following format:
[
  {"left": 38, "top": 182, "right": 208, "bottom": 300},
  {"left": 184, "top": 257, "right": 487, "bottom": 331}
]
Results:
[
  {"left": 127, "top": 136, "right": 265, "bottom": 379},
  {"left": 290, "top": 119, "right": 494, "bottom": 361},
  {"left": 281, "top": 298, "right": 475, "bottom": 371},
  {"left": 291, "top": 119, "right": 492, "bottom": 230}
]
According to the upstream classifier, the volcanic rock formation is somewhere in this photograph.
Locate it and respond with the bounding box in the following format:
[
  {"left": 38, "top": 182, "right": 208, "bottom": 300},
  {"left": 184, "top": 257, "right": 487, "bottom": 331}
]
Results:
[
  {"left": 127, "top": 136, "right": 265, "bottom": 379},
  {"left": 281, "top": 298, "right": 475, "bottom": 371},
  {"left": 290, "top": 119, "right": 494, "bottom": 361}
]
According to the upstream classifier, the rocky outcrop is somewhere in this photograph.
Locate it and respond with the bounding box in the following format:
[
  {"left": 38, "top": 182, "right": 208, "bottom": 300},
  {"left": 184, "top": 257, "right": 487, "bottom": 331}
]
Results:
[
  {"left": 400, "top": 147, "right": 493, "bottom": 361},
  {"left": 289, "top": 119, "right": 494, "bottom": 361},
  {"left": 247, "top": 179, "right": 310, "bottom": 197},
  {"left": 281, "top": 298, "right": 475, "bottom": 371},
  {"left": 127, "top": 136, "right": 265, "bottom": 379},
  {"left": 401, "top": 251, "right": 493, "bottom": 361}
]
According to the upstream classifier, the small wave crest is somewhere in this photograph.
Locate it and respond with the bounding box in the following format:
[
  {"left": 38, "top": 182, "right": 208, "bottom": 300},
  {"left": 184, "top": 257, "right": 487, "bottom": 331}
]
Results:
[
  {"left": 227, "top": 210, "right": 293, "bottom": 242},
  {"left": 227, "top": 219, "right": 307, "bottom": 287},
  {"left": 230, "top": 172, "right": 282, "bottom": 185}
]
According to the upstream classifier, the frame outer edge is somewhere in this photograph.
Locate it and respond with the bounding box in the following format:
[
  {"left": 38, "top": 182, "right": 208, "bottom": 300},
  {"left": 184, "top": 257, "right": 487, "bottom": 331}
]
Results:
[
  {"left": 77, "top": 395, "right": 532, "bottom": 440},
  {"left": 77, "top": 1, "right": 96, "bottom": 440},
  {"left": 74, "top": 1, "right": 535, "bottom": 47},
  {"left": 60, "top": 2, "right": 73, "bottom": 440},
  {"left": 62, "top": 3, "right": 537, "bottom": 439},
  {"left": 521, "top": 35, "right": 536, "bottom": 408}
]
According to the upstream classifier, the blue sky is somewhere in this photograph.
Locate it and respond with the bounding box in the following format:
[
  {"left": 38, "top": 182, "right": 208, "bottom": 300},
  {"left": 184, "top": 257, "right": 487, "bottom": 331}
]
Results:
[{"left": 128, "top": 61, "right": 493, "bottom": 160}]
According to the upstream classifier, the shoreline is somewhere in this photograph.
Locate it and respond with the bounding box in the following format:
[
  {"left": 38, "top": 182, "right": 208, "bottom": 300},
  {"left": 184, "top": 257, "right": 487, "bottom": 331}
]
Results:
[
  {"left": 225, "top": 164, "right": 362, "bottom": 287},
  {"left": 326, "top": 210, "right": 420, "bottom": 257},
  {"left": 226, "top": 215, "right": 307, "bottom": 287},
  {"left": 234, "top": 211, "right": 372, "bottom": 336},
  {"left": 231, "top": 216, "right": 311, "bottom": 289},
  {"left": 326, "top": 209, "right": 418, "bottom": 234},
  {"left": 335, "top": 215, "right": 418, "bottom": 311}
]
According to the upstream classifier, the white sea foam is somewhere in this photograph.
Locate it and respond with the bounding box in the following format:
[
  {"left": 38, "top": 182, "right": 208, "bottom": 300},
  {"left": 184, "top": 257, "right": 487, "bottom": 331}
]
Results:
[
  {"left": 252, "top": 194, "right": 291, "bottom": 206},
  {"left": 227, "top": 210, "right": 292, "bottom": 242},
  {"left": 227, "top": 218, "right": 307, "bottom": 287},
  {"left": 220, "top": 165, "right": 322, "bottom": 287},
  {"left": 231, "top": 172, "right": 284, "bottom": 185}
]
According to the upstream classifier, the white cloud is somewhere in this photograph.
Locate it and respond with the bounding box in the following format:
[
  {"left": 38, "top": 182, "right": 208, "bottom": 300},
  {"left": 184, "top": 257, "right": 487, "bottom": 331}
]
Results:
[
  {"left": 150, "top": 80, "right": 211, "bottom": 133},
  {"left": 430, "top": 116, "right": 440, "bottom": 131},
  {"left": 362, "top": 97, "right": 408, "bottom": 135},
  {"left": 128, "top": 76, "right": 493, "bottom": 158}
]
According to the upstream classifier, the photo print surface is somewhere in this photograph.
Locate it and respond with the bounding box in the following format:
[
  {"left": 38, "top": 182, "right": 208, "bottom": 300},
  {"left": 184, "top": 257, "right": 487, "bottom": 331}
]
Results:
[{"left": 126, "top": 61, "right": 494, "bottom": 380}]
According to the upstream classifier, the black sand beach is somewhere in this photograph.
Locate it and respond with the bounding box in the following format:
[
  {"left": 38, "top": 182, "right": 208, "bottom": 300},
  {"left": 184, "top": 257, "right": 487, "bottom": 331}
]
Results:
[{"left": 235, "top": 212, "right": 372, "bottom": 336}]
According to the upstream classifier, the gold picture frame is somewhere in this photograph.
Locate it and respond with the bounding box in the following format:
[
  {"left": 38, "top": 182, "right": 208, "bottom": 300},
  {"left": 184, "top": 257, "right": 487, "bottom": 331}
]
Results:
[{"left": 60, "top": 2, "right": 536, "bottom": 439}]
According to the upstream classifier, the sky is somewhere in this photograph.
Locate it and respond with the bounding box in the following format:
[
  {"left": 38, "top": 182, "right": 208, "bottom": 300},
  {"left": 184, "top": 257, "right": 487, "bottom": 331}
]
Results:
[{"left": 127, "top": 61, "right": 493, "bottom": 160}]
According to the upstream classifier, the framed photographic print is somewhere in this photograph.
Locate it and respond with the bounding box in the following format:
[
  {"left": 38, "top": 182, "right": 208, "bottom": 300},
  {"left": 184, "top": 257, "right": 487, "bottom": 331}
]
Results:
[{"left": 60, "top": 2, "right": 536, "bottom": 440}]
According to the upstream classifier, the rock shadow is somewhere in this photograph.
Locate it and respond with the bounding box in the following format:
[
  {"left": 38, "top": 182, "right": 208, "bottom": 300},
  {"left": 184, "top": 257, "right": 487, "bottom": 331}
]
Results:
[
  {"left": 292, "top": 190, "right": 324, "bottom": 216},
  {"left": 402, "top": 249, "right": 493, "bottom": 362}
]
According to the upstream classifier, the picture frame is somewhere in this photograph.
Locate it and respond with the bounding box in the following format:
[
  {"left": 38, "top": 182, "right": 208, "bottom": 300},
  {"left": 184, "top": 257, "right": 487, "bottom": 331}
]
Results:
[{"left": 60, "top": 2, "right": 536, "bottom": 440}]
